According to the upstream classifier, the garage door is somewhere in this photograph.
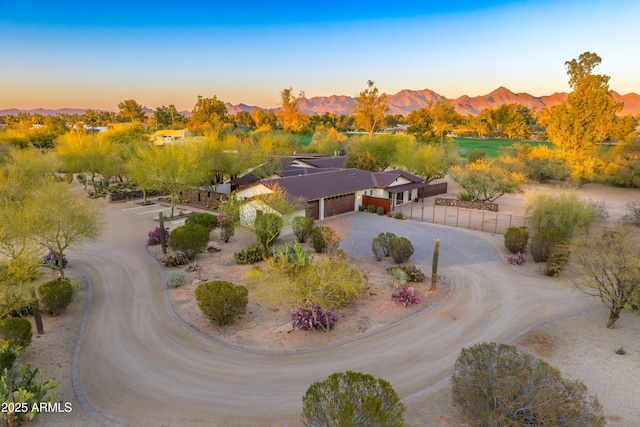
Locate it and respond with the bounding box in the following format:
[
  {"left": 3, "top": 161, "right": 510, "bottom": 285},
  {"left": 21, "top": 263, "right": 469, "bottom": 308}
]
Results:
[
  {"left": 306, "top": 200, "right": 320, "bottom": 220},
  {"left": 324, "top": 193, "right": 355, "bottom": 218}
]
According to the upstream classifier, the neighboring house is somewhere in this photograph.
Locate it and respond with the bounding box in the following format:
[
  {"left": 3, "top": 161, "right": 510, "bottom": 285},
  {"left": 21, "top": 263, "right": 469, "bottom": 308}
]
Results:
[
  {"left": 152, "top": 129, "right": 192, "bottom": 145},
  {"left": 237, "top": 168, "right": 443, "bottom": 220}
]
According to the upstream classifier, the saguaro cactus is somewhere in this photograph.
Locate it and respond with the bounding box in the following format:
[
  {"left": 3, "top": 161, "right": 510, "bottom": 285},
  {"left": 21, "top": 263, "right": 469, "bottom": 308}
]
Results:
[
  {"left": 159, "top": 211, "right": 167, "bottom": 254},
  {"left": 431, "top": 239, "right": 440, "bottom": 291}
]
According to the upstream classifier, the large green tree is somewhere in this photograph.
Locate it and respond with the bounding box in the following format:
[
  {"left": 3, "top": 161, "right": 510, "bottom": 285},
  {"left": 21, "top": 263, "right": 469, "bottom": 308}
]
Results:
[
  {"left": 153, "top": 105, "right": 186, "bottom": 129},
  {"left": 278, "top": 88, "right": 310, "bottom": 133},
  {"left": 56, "top": 131, "right": 118, "bottom": 189},
  {"left": 352, "top": 80, "right": 388, "bottom": 140},
  {"left": 117, "top": 99, "right": 147, "bottom": 123},
  {"left": 187, "top": 96, "right": 229, "bottom": 132},
  {"left": 538, "top": 52, "right": 635, "bottom": 181}
]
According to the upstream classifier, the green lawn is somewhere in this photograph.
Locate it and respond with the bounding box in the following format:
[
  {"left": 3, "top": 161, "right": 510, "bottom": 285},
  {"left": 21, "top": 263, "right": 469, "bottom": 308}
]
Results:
[{"left": 453, "top": 137, "right": 550, "bottom": 159}]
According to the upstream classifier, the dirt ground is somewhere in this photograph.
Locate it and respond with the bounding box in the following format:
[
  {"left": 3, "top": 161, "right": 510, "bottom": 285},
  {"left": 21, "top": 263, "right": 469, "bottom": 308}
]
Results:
[{"left": 24, "top": 180, "right": 640, "bottom": 426}]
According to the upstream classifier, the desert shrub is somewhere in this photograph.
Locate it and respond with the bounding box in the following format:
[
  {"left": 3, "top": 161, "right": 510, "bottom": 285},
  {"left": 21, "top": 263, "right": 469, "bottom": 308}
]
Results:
[
  {"left": 0, "top": 318, "right": 33, "bottom": 354},
  {"left": 506, "top": 252, "right": 526, "bottom": 266},
  {"left": 376, "top": 206, "right": 385, "bottom": 215},
  {"left": 38, "top": 279, "right": 74, "bottom": 316},
  {"left": 147, "top": 227, "right": 170, "bottom": 246},
  {"left": 367, "top": 205, "right": 376, "bottom": 213},
  {"left": 377, "top": 232, "right": 396, "bottom": 257},
  {"left": 0, "top": 363, "right": 60, "bottom": 423},
  {"left": 169, "top": 224, "right": 209, "bottom": 260},
  {"left": 234, "top": 245, "right": 266, "bottom": 265},
  {"left": 254, "top": 212, "right": 283, "bottom": 248},
  {"left": 221, "top": 217, "right": 235, "bottom": 242},
  {"left": 457, "top": 191, "right": 474, "bottom": 201},
  {"left": 622, "top": 200, "right": 640, "bottom": 226},
  {"left": 161, "top": 252, "right": 190, "bottom": 267},
  {"left": 166, "top": 270, "right": 186, "bottom": 288},
  {"left": 308, "top": 226, "right": 340, "bottom": 254},
  {"left": 393, "top": 212, "right": 404, "bottom": 220},
  {"left": 401, "top": 265, "right": 425, "bottom": 282},
  {"left": 42, "top": 251, "right": 68, "bottom": 269},
  {"left": 274, "top": 243, "right": 312, "bottom": 268},
  {"left": 544, "top": 241, "right": 571, "bottom": 277},
  {"left": 302, "top": 371, "right": 405, "bottom": 427},
  {"left": 371, "top": 237, "right": 385, "bottom": 261},
  {"left": 290, "top": 301, "right": 339, "bottom": 331},
  {"left": 503, "top": 226, "right": 529, "bottom": 254},
  {"left": 0, "top": 346, "right": 18, "bottom": 371},
  {"left": 185, "top": 212, "right": 218, "bottom": 231},
  {"left": 452, "top": 342, "right": 605, "bottom": 427},
  {"left": 293, "top": 216, "right": 314, "bottom": 243},
  {"left": 391, "top": 286, "right": 422, "bottom": 307},
  {"left": 529, "top": 229, "right": 564, "bottom": 263},
  {"left": 195, "top": 280, "right": 248, "bottom": 326},
  {"left": 525, "top": 190, "right": 598, "bottom": 238},
  {"left": 389, "top": 237, "right": 414, "bottom": 264},
  {"left": 358, "top": 205, "right": 366, "bottom": 212},
  {"left": 467, "top": 148, "right": 487, "bottom": 164},
  {"left": 587, "top": 199, "right": 609, "bottom": 220}
]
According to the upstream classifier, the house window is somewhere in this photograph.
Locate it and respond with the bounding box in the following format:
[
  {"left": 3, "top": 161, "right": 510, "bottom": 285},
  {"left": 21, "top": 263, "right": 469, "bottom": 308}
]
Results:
[{"left": 397, "top": 192, "right": 404, "bottom": 203}]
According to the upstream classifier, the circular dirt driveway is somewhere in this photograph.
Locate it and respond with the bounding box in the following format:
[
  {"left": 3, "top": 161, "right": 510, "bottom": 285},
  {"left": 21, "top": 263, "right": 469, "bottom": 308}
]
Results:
[{"left": 71, "top": 205, "right": 594, "bottom": 427}]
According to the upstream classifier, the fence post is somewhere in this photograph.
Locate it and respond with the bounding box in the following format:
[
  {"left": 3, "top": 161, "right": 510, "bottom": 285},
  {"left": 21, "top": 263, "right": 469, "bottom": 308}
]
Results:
[
  {"left": 494, "top": 213, "right": 498, "bottom": 234},
  {"left": 421, "top": 203, "right": 424, "bottom": 222},
  {"left": 482, "top": 211, "right": 485, "bottom": 232},
  {"left": 432, "top": 204, "right": 435, "bottom": 223}
]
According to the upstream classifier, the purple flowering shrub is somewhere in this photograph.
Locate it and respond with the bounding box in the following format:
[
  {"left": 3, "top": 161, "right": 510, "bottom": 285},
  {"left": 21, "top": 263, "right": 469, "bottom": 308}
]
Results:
[
  {"left": 507, "top": 252, "right": 526, "bottom": 266},
  {"left": 43, "top": 251, "right": 68, "bottom": 269},
  {"left": 147, "top": 227, "right": 170, "bottom": 246},
  {"left": 391, "top": 286, "right": 422, "bottom": 307},
  {"left": 290, "top": 302, "right": 339, "bottom": 331}
]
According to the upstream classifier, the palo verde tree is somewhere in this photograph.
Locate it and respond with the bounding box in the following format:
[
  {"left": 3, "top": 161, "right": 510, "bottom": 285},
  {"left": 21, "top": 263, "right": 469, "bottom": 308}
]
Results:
[
  {"left": 127, "top": 140, "right": 207, "bottom": 216},
  {"left": 450, "top": 158, "right": 526, "bottom": 202},
  {"left": 352, "top": 80, "right": 388, "bottom": 140},
  {"left": 538, "top": 52, "right": 635, "bottom": 182},
  {"left": 452, "top": 342, "right": 605, "bottom": 427},
  {"left": 56, "top": 131, "right": 119, "bottom": 190},
  {"left": 187, "top": 95, "right": 230, "bottom": 132},
  {"left": 301, "top": 370, "right": 405, "bottom": 427},
  {"left": 30, "top": 182, "right": 104, "bottom": 279},
  {"left": 569, "top": 226, "right": 640, "bottom": 328}
]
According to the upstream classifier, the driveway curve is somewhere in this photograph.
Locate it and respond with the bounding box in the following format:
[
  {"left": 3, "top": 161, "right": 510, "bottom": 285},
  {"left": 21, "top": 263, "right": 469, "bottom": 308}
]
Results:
[{"left": 70, "top": 204, "right": 593, "bottom": 426}]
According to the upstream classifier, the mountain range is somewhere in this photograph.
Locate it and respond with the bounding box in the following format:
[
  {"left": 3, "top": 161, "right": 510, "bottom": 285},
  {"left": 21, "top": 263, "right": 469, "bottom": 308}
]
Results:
[{"left": 3, "top": 87, "right": 640, "bottom": 118}]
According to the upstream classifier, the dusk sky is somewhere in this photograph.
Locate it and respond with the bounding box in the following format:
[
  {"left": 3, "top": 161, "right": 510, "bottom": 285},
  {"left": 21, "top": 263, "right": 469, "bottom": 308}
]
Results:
[{"left": 1, "top": 0, "right": 638, "bottom": 112}]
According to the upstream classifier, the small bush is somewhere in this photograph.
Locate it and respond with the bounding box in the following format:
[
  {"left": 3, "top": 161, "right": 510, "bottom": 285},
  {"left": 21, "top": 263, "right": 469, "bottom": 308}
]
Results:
[
  {"left": 457, "top": 191, "right": 474, "bottom": 201},
  {"left": 290, "top": 302, "right": 339, "bottom": 331},
  {"left": 529, "top": 229, "right": 564, "bottom": 262},
  {"left": 389, "top": 236, "right": 414, "bottom": 264},
  {"left": 622, "top": 200, "right": 640, "bottom": 226},
  {"left": 195, "top": 280, "right": 248, "bottom": 326},
  {"left": 367, "top": 205, "right": 376, "bottom": 213},
  {"left": 274, "top": 243, "right": 312, "bottom": 268},
  {"left": 254, "top": 212, "right": 284, "bottom": 248},
  {"left": 185, "top": 212, "right": 218, "bottom": 231},
  {"left": 166, "top": 270, "right": 186, "bottom": 288},
  {"left": 376, "top": 206, "right": 385, "bottom": 215},
  {"left": 0, "top": 347, "right": 18, "bottom": 371},
  {"left": 504, "top": 226, "right": 529, "bottom": 254},
  {"left": 169, "top": 224, "right": 210, "bottom": 260},
  {"left": 377, "top": 232, "right": 396, "bottom": 257},
  {"left": 147, "top": 227, "right": 170, "bottom": 246},
  {"left": 309, "top": 226, "right": 340, "bottom": 254},
  {"left": 507, "top": 251, "right": 526, "bottom": 266},
  {"left": 234, "top": 245, "right": 266, "bottom": 265},
  {"left": 38, "top": 279, "right": 74, "bottom": 316},
  {"left": 0, "top": 318, "right": 33, "bottom": 353},
  {"left": 392, "top": 286, "right": 422, "bottom": 306},
  {"left": 393, "top": 212, "right": 404, "bottom": 220},
  {"left": 358, "top": 205, "right": 366, "bottom": 212},
  {"left": 401, "top": 265, "right": 425, "bottom": 282},
  {"left": 302, "top": 371, "right": 405, "bottom": 427},
  {"left": 161, "top": 252, "right": 190, "bottom": 267},
  {"left": 371, "top": 237, "right": 385, "bottom": 261},
  {"left": 587, "top": 199, "right": 609, "bottom": 220},
  {"left": 42, "top": 251, "right": 68, "bottom": 269},
  {"left": 221, "top": 217, "right": 235, "bottom": 243},
  {"left": 544, "top": 241, "right": 571, "bottom": 277},
  {"left": 293, "top": 216, "right": 314, "bottom": 243}
]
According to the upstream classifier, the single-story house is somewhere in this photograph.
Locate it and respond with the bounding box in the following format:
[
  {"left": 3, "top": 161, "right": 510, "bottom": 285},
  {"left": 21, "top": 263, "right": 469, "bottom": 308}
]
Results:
[
  {"left": 237, "top": 168, "right": 444, "bottom": 220},
  {"left": 152, "top": 129, "right": 192, "bottom": 145}
]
